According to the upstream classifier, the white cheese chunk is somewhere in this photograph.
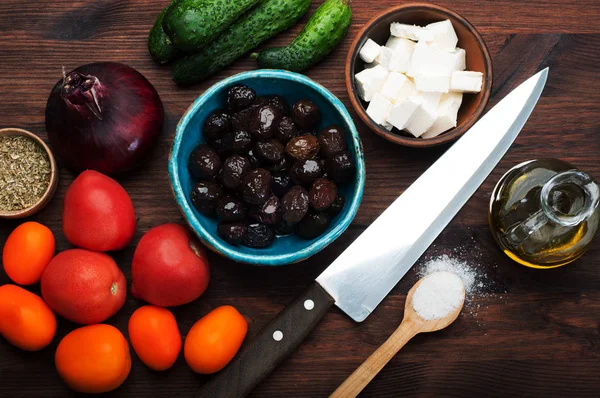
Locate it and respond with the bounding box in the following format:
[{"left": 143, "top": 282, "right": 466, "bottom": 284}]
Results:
[
  {"left": 422, "top": 92, "right": 463, "bottom": 138},
  {"left": 407, "top": 41, "right": 455, "bottom": 78},
  {"left": 451, "top": 48, "right": 466, "bottom": 71},
  {"left": 423, "top": 20, "right": 458, "bottom": 52},
  {"left": 374, "top": 46, "right": 393, "bottom": 70},
  {"left": 414, "top": 73, "right": 450, "bottom": 93},
  {"left": 380, "top": 72, "right": 414, "bottom": 101},
  {"left": 450, "top": 71, "right": 483, "bottom": 93},
  {"left": 390, "top": 23, "right": 432, "bottom": 41},
  {"left": 385, "top": 36, "right": 415, "bottom": 52},
  {"left": 387, "top": 39, "right": 416, "bottom": 73},
  {"left": 406, "top": 100, "right": 438, "bottom": 137},
  {"left": 366, "top": 93, "right": 393, "bottom": 126},
  {"left": 419, "top": 91, "right": 442, "bottom": 109},
  {"left": 359, "top": 39, "right": 382, "bottom": 63},
  {"left": 355, "top": 65, "right": 389, "bottom": 102},
  {"left": 386, "top": 96, "right": 421, "bottom": 131}
]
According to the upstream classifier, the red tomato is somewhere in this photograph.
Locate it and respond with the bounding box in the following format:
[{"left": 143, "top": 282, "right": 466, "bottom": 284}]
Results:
[
  {"left": 62, "top": 170, "right": 135, "bottom": 252},
  {"left": 131, "top": 223, "right": 210, "bottom": 307}
]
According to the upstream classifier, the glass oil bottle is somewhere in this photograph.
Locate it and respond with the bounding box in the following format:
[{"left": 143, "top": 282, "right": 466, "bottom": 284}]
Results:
[{"left": 489, "top": 159, "right": 600, "bottom": 269}]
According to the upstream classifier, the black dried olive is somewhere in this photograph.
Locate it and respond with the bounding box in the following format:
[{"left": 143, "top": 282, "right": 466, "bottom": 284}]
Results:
[
  {"left": 227, "top": 85, "right": 256, "bottom": 112},
  {"left": 319, "top": 125, "right": 347, "bottom": 157},
  {"left": 189, "top": 144, "right": 222, "bottom": 180},
  {"left": 254, "top": 96, "right": 269, "bottom": 107},
  {"left": 272, "top": 172, "right": 293, "bottom": 197},
  {"left": 265, "top": 155, "right": 292, "bottom": 173},
  {"left": 326, "top": 151, "right": 356, "bottom": 184},
  {"left": 242, "top": 168, "right": 272, "bottom": 205},
  {"left": 275, "top": 116, "right": 300, "bottom": 143},
  {"left": 246, "top": 149, "right": 261, "bottom": 168},
  {"left": 254, "top": 139, "right": 285, "bottom": 164},
  {"left": 273, "top": 220, "right": 297, "bottom": 236},
  {"left": 216, "top": 196, "right": 247, "bottom": 222},
  {"left": 282, "top": 186, "right": 309, "bottom": 224},
  {"left": 249, "top": 104, "right": 282, "bottom": 141},
  {"left": 328, "top": 195, "right": 345, "bottom": 217},
  {"left": 309, "top": 178, "right": 338, "bottom": 211},
  {"left": 204, "top": 110, "right": 231, "bottom": 141},
  {"left": 298, "top": 212, "right": 330, "bottom": 239},
  {"left": 290, "top": 159, "right": 323, "bottom": 186},
  {"left": 267, "top": 95, "right": 290, "bottom": 116},
  {"left": 217, "top": 222, "right": 247, "bottom": 245},
  {"left": 232, "top": 105, "right": 259, "bottom": 131},
  {"left": 222, "top": 130, "right": 252, "bottom": 154},
  {"left": 250, "top": 195, "right": 281, "bottom": 225},
  {"left": 292, "top": 99, "right": 321, "bottom": 131},
  {"left": 191, "top": 181, "right": 223, "bottom": 215},
  {"left": 286, "top": 135, "right": 320, "bottom": 160},
  {"left": 243, "top": 223, "right": 275, "bottom": 248},
  {"left": 221, "top": 155, "right": 252, "bottom": 191}
]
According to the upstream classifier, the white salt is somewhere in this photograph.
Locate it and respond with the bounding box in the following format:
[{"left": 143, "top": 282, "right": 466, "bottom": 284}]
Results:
[{"left": 412, "top": 271, "right": 464, "bottom": 320}]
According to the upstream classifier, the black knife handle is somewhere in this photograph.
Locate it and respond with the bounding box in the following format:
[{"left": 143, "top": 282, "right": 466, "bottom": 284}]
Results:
[{"left": 199, "top": 281, "right": 335, "bottom": 398}]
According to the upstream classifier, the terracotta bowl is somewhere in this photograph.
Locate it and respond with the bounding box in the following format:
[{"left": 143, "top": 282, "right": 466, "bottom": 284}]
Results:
[
  {"left": 0, "top": 128, "right": 59, "bottom": 219},
  {"left": 345, "top": 3, "right": 493, "bottom": 148}
]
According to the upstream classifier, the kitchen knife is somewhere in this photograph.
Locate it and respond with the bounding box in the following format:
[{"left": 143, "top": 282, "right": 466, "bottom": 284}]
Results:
[{"left": 200, "top": 68, "right": 549, "bottom": 397}]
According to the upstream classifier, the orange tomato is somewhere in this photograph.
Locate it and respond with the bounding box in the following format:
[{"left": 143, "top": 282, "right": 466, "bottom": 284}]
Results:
[
  {"left": 184, "top": 305, "right": 248, "bottom": 374},
  {"left": 2, "top": 222, "right": 55, "bottom": 285},
  {"left": 128, "top": 305, "right": 182, "bottom": 371},
  {"left": 0, "top": 284, "right": 56, "bottom": 351},
  {"left": 55, "top": 324, "right": 131, "bottom": 394}
]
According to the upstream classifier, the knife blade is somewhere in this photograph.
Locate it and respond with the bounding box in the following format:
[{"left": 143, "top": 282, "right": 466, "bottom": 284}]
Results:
[{"left": 200, "top": 68, "right": 549, "bottom": 397}]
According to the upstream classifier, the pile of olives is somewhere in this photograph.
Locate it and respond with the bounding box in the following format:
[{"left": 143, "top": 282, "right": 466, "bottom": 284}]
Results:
[{"left": 188, "top": 84, "right": 356, "bottom": 249}]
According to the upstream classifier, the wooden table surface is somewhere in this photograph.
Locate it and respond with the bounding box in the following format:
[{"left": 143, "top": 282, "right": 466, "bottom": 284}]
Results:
[{"left": 1, "top": 0, "right": 599, "bottom": 397}]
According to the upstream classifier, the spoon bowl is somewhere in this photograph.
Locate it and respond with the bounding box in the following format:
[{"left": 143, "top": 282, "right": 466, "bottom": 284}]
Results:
[
  {"left": 402, "top": 276, "right": 465, "bottom": 333},
  {"left": 331, "top": 274, "right": 465, "bottom": 398}
]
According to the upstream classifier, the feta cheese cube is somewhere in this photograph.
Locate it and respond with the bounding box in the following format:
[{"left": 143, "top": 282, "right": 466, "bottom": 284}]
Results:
[
  {"left": 423, "top": 20, "right": 458, "bottom": 52},
  {"left": 419, "top": 91, "right": 442, "bottom": 109},
  {"left": 450, "top": 71, "right": 483, "bottom": 93},
  {"left": 385, "top": 36, "right": 414, "bottom": 51},
  {"left": 366, "top": 93, "right": 393, "bottom": 126},
  {"left": 380, "top": 72, "right": 415, "bottom": 101},
  {"left": 406, "top": 101, "right": 437, "bottom": 137},
  {"left": 407, "top": 41, "right": 455, "bottom": 78},
  {"left": 390, "top": 23, "right": 432, "bottom": 41},
  {"left": 386, "top": 96, "right": 421, "bottom": 131},
  {"left": 414, "top": 73, "right": 450, "bottom": 93},
  {"left": 386, "top": 38, "right": 416, "bottom": 73},
  {"left": 355, "top": 65, "right": 389, "bottom": 102},
  {"left": 451, "top": 48, "right": 466, "bottom": 71},
  {"left": 359, "top": 39, "right": 381, "bottom": 63},
  {"left": 374, "top": 46, "right": 393, "bottom": 70},
  {"left": 422, "top": 92, "right": 463, "bottom": 138}
]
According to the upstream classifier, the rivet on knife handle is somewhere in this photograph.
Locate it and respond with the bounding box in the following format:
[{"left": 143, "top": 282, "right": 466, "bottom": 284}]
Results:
[{"left": 199, "top": 281, "right": 335, "bottom": 397}]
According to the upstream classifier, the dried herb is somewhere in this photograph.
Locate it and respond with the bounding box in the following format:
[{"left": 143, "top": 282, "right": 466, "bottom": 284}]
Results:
[{"left": 0, "top": 135, "right": 51, "bottom": 211}]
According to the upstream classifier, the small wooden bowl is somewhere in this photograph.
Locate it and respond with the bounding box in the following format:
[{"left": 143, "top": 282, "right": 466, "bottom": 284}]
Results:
[
  {"left": 0, "top": 128, "right": 59, "bottom": 219},
  {"left": 345, "top": 3, "right": 493, "bottom": 148}
]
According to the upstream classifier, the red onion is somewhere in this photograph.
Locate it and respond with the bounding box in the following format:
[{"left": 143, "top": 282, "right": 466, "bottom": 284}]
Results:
[{"left": 45, "top": 62, "right": 164, "bottom": 175}]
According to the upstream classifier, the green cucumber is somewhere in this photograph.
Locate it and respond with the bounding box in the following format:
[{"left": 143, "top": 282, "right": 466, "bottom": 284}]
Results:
[
  {"left": 148, "top": 1, "right": 182, "bottom": 64},
  {"left": 163, "top": 0, "right": 261, "bottom": 52},
  {"left": 172, "top": 0, "right": 312, "bottom": 85},
  {"left": 253, "top": 0, "right": 352, "bottom": 72}
]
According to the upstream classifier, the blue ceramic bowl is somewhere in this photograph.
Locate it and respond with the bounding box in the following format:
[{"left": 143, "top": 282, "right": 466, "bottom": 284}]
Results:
[{"left": 169, "top": 70, "right": 365, "bottom": 266}]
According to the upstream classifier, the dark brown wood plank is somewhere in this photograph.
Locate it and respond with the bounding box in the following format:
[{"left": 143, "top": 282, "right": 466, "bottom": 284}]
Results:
[{"left": 1, "top": 0, "right": 600, "bottom": 397}]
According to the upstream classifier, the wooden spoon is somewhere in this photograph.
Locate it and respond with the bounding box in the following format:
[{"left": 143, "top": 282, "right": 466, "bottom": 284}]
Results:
[{"left": 330, "top": 276, "right": 465, "bottom": 398}]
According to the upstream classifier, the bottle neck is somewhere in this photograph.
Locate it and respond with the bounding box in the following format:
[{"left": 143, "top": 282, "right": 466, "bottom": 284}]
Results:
[{"left": 540, "top": 170, "right": 600, "bottom": 227}]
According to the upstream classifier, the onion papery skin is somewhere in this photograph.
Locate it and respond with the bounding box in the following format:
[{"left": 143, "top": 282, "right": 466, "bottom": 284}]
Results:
[{"left": 45, "top": 62, "right": 165, "bottom": 176}]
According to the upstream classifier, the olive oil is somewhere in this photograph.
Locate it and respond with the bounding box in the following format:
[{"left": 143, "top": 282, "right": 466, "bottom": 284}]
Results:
[{"left": 489, "top": 159, "right": 600, "bottom": 269}]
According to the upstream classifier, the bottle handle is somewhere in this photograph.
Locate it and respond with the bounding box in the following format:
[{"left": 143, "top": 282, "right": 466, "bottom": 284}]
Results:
[{"left": 505, "top": 169, "right": 600, "bottom": 246}]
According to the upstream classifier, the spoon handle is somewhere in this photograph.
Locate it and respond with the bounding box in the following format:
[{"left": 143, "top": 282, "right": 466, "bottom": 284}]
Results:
[{"left": 330, "top": 320, "right": 421, "bottom": 398}]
